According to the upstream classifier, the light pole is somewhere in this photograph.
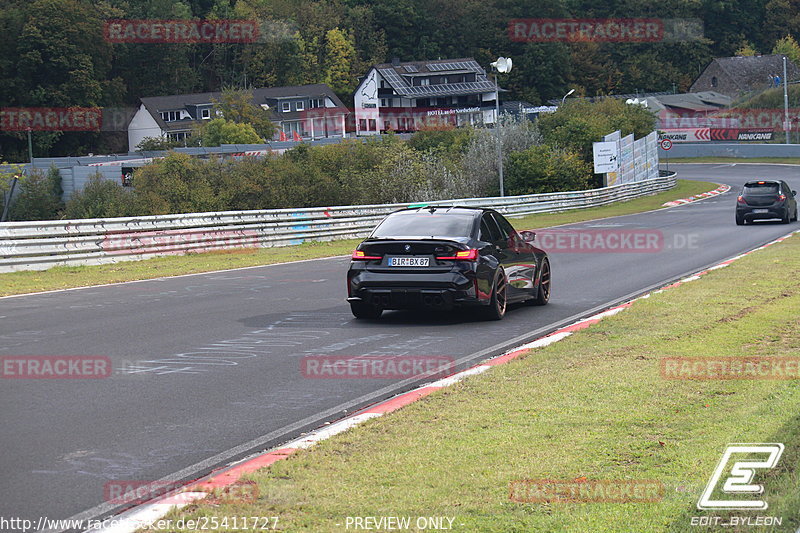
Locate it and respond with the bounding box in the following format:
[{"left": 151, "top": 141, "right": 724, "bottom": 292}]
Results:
[
  {"left": 490, "top": 57, "right": 512, "bottom": 196},
  {"left": 561, "top": 88, "right": 575, "bottom": 106},
  {"left": 27, "top": 128, "right": 33, "bottom": 165},
  {"left": 2, "top": 128, "right": 33, "bottom": 222},
  {"left": 783, "top": 55, "right": 790, "bottom": 144}
]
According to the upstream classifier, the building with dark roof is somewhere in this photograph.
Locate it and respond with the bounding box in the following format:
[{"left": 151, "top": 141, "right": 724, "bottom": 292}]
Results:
[
  {"left": 690, "top": 54, "right": 799, "bottom": 98},
  {"left": 619, "top": 91, "right": 731, "bottom": 130},
  {"left": 127, "top": 84, "right": 348, "bottom": 151},
  {"left": 353, "top": 58, "right": 500, "bottom": 135}
]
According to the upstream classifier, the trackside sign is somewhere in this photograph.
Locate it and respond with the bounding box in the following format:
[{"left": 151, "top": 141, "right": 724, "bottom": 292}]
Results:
[{"left": 592, "top": 141, "right": 619, "bottom": 173}]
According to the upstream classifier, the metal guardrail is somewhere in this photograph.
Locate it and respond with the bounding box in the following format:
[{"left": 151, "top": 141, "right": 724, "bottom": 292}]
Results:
[{"left": 0, "top": 173, "right": 677, "bottom": 272}]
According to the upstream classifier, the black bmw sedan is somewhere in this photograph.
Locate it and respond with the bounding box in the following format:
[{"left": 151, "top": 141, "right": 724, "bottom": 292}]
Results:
[{"left": 346, "top": 206, "right": 551, "bottom": 320}]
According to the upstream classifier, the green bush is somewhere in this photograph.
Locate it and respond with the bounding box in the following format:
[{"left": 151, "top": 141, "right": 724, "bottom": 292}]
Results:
[
  {"left": 132, "top": 152, "right": 220, "bottom": 214},
  {"left": 135, "top": 137, "right": 187, "bottom": 151},
  {"left": 62, "top": 175, "right": 140, "bottom": 219},
  {"left": 195, "top": 118, "right": 262, "bottom": 146},
  {"left": 8, "top": 166, "right": 63, "bottom": 221},
  {"left": 506, "top": 145, "right": 591, "bottom": 196},
  {"left": 538, "top": 98, "right": 655, "bottom": 187},
  {"left": 407, "top": 126, "right": 474, "bottom": 157}
]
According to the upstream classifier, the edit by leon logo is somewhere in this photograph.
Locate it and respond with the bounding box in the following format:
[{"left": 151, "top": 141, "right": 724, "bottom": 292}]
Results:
[{"left": 697, "top": 443, "right": 784, "bottom": 511}]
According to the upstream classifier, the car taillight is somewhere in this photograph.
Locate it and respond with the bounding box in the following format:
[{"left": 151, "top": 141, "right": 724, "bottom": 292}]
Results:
[
  {"left": 737, "top": 195, "right": 746, "bottom": 204},
  {"left": 437, "top": 249, "right": 479, "bottom": 261},
  {"left": 352, "top": 249, "right": 382, "bottom": 260},
  {"left": 778, "top": 194, "right": 786, "bottom": 201}
]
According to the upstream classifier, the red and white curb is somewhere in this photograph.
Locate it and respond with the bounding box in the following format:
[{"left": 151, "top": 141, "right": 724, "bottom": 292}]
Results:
[
  {"left": 90, "top": 228, "right": 799, "bottom": 533},
  {"left": 662, "top": 184, "right": 730, "bottom": 207}
]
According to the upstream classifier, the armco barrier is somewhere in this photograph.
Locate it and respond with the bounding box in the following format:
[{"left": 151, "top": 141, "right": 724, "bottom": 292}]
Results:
[{"left": 0, "top": 173, "right": 676, "bottom": 272}]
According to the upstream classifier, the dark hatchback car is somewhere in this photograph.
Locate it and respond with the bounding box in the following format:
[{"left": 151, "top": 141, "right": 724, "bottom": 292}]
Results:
[
  {"left": 346, "top": 206, "right": 550, "bottom": 320},
  {"left": 736, "top": 180, "right": 797, "bottom": 225}
]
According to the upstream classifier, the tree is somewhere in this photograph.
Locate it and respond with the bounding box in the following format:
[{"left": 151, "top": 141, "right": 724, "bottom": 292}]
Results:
[
  {"left": 62, "top": 175, "right": 139, "bottom": 219},
  {"left": 135, "top": 137, "right": 186, "bottom": 152},
  {"left": 132, "top": 152, "right": 218, "bottom": 214},
  {"left": 323, "top": 28, "right": 357, "bottom": 94},
  {"left": 407, "top": 126, "right": 475, "bottom": 158},
  {"left": 212, "top": 88, "right": 276, "bottom": 140},
  {"left": 107, "top": 0, "right": 199, "bottom": 98},
  {"left": 506, "top": 145, "right": 591, "bottom": 195},
  {"left": 736, "top": 41, "right": 759, "bottom": 56},
  {"left": 772, "top": 34, "right": 800, "bottom": 66},
  {"left": 507, "top": 43, "right": 573, "bottom": 104},
  {"left": 1, "top": 0, "right": 118, "bottom": 158},
  {"left": 8, "top": 166, "right": 63, "bottom": 221},
  {"left": 461, "top": 115, "right": 543, "bottom": 196},
  {"left": 195, "top": 118, "right": 262, "bottom": 146},
  {"left": 538, "top": 98, "right": 655, "bottom": 187},
  {"left": 764, "top": 0, "right": 800, "bottom": 45}
]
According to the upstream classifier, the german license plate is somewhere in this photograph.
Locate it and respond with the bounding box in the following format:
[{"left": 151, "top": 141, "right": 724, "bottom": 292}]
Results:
[
  {"left": 388, "top": 257, "right": 429, "bottom": 267},
  {"left": 753, "top": 209, "right": 769, "bottom": 213}
]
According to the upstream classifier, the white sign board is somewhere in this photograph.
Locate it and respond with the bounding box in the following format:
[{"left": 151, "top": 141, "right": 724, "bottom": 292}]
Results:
[
  {"left": 619, "top": 134, "right": 635, "bottom": 184},
  {"left": 593, "top": 141, "right": 619, "bottom": 173},
  {"left": 603, "top": 130, "right": 621, "bottom": 186}
]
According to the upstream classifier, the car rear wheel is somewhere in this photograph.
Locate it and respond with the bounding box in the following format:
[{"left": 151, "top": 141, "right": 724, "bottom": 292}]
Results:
[
  {"left": 735, "top": 214, "right": 745, "bottom": 225},
  {"left": 792, "top": 208, "right": 798, "bottom": 222},
  {"left": 781, "top": 209, "right": 791, "bottom": 224},
  {"left": 531, "top": 259, "right": 551, "bottom": 306},
  {"left": 482, "top": 270, "right": 507, "bottom": 321},
  {"left": 350, "top": 301, "right": 382, "bottom": 319}
]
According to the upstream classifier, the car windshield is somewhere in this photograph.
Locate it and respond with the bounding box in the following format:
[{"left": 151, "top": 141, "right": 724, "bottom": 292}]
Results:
[
  {"left": 371, "top": 212, "right": 474, "bottom": 239},
  {"left": 744, "top": 183, "right": 779, "bottom": 194}
]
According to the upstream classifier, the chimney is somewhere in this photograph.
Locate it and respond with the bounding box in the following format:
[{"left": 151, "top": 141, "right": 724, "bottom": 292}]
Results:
[{"left": 391, "top": 57, "right": 400, "bottom": 67}]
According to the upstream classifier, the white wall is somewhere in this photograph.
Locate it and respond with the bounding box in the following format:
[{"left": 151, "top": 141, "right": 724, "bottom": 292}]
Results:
[{"left": 127, "top": 104, "right": 163, "bottom": 151}]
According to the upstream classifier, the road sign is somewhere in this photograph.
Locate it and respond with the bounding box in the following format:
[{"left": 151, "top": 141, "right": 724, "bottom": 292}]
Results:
[
  {"left": 660, "top": 139, "right": 673, "bottom": 151},
  {"left": 592, "top": 141, "right": 619, "bottom": 173}
]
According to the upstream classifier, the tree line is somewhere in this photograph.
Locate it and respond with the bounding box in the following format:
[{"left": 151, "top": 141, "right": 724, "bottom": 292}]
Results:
[{"left": 0, "top": 0, "right": 797, "bottom": 161}]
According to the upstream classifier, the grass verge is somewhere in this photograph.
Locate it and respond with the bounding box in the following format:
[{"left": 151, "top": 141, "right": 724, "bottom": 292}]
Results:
[
  {"left": 668, "top": 157, "right": 800, "bottom": 165},
  {"left": 510, "top": 179, "right": 717, "bottom": 230},
  {"left": 0, "top": 180, "right": 717, "bottom": 297},
  {"left": 150, "top": 232, "right": 800, "bottom": 532}
]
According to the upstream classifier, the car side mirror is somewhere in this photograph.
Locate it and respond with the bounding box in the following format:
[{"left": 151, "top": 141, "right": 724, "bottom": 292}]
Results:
[
  {"left": 792, "top": 190, "right": 797, "bottom": 196},
  {"left": 519, "top": 230, "right": 536, "bottom": 243}
]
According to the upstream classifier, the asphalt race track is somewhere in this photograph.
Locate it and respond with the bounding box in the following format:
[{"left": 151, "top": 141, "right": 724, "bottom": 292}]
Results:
[{"left": 1, "top": 163, "right": 798, "bottom": 530}]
